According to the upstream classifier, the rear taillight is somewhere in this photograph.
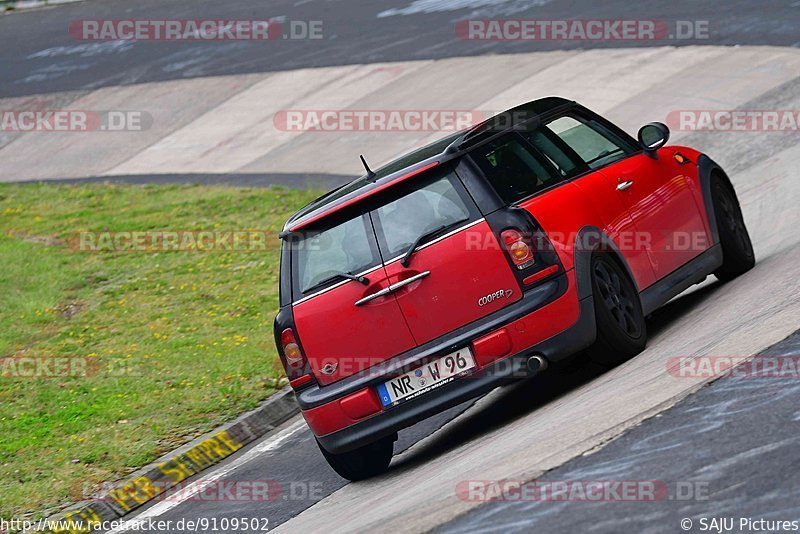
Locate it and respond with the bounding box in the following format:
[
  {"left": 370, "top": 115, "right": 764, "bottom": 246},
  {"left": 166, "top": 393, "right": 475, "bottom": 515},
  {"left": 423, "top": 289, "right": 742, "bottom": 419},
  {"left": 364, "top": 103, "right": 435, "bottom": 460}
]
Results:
[
  {"left": 501, "top": 229, "right": 536, "bottom": 270},
  {"left": 280, "top": 328, "right": 305, "bottom": 370},
  {"left": 275, "top": 308, "right": 314, "bottom": 390}
]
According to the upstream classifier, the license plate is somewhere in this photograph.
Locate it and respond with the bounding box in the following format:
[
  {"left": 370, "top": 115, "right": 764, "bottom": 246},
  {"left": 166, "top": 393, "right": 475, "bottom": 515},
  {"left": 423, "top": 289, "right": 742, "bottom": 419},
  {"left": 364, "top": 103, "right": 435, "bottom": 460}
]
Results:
[{"left": 376, "top": 347, "right": 476, "bottom": 407}]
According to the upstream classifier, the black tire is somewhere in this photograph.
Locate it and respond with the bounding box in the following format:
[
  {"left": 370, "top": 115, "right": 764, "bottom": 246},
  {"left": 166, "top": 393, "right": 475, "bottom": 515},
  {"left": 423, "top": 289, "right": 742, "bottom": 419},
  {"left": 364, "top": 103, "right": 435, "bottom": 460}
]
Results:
[
  {"left": 711, "top": 176, "right": 755, "bottom": 281},
  {"left": 317, "top": 435, "right": 394, "bottom": 481},
  {"left": 587, "top": 253, "right": 647, "bottom": 366}
]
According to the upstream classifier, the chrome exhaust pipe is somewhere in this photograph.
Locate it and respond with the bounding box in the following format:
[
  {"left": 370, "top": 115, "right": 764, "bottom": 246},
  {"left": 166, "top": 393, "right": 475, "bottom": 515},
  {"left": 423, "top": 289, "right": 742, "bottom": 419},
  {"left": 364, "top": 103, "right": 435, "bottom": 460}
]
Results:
[{"left": 526, "top": 354, "right": 548, "bottom": 373}]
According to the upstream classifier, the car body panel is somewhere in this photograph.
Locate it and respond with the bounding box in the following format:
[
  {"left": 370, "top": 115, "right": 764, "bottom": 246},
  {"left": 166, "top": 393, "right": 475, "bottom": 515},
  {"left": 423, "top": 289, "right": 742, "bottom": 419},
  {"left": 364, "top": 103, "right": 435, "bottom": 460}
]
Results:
[
  {"left": 566, "top": 170, "right": 657, "bottom": 290},
  {"left": 518, "top": 178, "right": 656, "bottom": 291},
  {"left": 600, "top": 150, "right": 709, "bottom": 278},
  {"left": 383, "top": 220, "right": 523, "bottom": 345},
  {"left": 293, "top": 267, "right": 417, "bottom": 386},
  {"left": 302, "top": 269, "right": 580, "bottom": 440}
]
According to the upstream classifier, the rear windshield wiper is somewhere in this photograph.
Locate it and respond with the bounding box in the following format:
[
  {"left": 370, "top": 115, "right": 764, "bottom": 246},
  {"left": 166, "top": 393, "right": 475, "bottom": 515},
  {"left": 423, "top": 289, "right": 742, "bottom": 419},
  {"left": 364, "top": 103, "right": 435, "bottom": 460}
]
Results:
[
  {"left": 305, "top": 271, "right": 370, "bottom": 293},
  {"left": 401, "top": 218, "right": 468, "bottom": 268}
]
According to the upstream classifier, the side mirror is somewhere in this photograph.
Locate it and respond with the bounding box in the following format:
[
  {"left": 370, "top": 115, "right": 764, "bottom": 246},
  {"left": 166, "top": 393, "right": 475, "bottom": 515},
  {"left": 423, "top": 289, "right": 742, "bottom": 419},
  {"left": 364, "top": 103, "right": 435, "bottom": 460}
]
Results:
[{"left": 638, "top": 122, "right": 670, "bottom": 158}]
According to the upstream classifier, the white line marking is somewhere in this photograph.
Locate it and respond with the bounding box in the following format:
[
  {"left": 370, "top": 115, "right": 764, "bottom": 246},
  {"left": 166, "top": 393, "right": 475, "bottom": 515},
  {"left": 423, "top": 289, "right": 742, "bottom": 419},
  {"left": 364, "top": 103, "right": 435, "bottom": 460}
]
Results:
[{"left": 106, "top": 419, "right": 307, "bottom": 533}]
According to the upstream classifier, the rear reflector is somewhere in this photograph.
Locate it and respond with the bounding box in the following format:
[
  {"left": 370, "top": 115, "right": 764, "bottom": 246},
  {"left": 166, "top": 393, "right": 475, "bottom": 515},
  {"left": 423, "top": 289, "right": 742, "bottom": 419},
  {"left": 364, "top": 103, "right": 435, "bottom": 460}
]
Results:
[
  {"left": 340, "top": 388, "right": 382, "bottom": 420},
  {"left": 472, "top": 328, "right": 512, "bottom": 367},
  {"left": 290, "top": 374, "right": 312, "bottom": 389},
  {"left": 523, "top": 264, "right": 559, "bottom": 286}
]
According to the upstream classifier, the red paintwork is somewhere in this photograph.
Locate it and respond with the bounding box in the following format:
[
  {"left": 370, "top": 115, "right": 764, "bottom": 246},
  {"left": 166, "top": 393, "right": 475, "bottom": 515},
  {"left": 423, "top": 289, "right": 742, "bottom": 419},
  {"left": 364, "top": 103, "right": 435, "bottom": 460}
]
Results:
[
  {"left": 518, "top": 148, "right": 710, "bottom": 291},
  {"left": 383, "top": 220, "right": 522, "bottom": 345},
  {"left": 303, "top": 270, "right": 580, "bottom": 437},
  {"left": 664, "top": 146, "right": 713, "bottom": 239},
  {"left": 598, "top": 150, "right": 709, "bottom": 278},
  {"left": 520, "top": 179, "right": 657, "bottom": 290},
  {"left": 303, "top": 387, "right": 382, "bottom": 437},
  {"left": 340, "top": 388, "right": 382, "bottom": 420},
  {"left": 473, "top": 269, "right": 580, "bottom": 368},
  {"left": 472, "top": 328, "right": 513, "bottom": 367},
  {"left": 290, "top": 374, "right": 312, "bottom": 389},
  {"left": 293, "top": 270, "right": 416, "bottom": 386},
  {"left": 289, "top": 161, "right": 440, "bottom": 232}
]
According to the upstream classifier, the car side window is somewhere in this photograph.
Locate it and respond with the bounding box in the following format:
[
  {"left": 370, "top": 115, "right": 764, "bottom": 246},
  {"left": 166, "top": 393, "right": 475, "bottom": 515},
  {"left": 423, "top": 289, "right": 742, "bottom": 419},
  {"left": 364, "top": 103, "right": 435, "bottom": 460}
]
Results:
[
  {"left": 540, "top": 115, "right": 633, "bottom": 172},
  {"left": 523, "top": 126, "right": 585, "bottom": 179},
  {"left": 470, "top": 133, "right": 562, "bottom": 204}
]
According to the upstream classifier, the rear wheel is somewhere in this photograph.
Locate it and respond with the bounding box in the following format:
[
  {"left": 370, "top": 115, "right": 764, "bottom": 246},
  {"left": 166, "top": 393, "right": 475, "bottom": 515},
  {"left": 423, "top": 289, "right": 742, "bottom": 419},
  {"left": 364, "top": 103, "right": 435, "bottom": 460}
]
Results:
[
  {"left": 317, "top": 435, "right": 394, "bottom": 481},
  {"left": 587, "top": 253, "right": 647, "bottom": 366},
  {"left": 711, "top": 177, "right": 755, "bottom": 281}
]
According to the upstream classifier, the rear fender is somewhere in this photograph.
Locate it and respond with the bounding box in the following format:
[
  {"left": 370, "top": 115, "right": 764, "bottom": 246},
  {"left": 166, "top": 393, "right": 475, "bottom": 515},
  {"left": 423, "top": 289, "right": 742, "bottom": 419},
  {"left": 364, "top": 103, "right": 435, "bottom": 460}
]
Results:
[
  {"left": 573, "top": 226, "right": 640, "bottom": 301},
  {"left": 696, "top": 154, "right": 737, "bottom": 247}
]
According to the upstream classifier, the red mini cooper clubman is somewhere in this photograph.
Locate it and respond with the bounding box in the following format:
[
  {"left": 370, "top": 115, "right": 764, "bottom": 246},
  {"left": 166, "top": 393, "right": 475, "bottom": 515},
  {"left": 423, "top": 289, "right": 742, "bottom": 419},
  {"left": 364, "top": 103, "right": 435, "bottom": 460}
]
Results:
[{"left": 274, "top": 97, "right": 754, "bottom": 480}]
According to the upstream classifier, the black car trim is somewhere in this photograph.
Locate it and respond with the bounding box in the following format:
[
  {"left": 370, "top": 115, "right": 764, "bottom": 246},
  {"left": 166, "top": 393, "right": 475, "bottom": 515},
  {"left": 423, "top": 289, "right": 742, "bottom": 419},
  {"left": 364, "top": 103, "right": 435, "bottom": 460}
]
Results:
[
  {"left": 640, "top": 244, "right": 723, "bottom": 316},
  {"left": 697, "top": 153, "right": 735, "bottom": 248}
]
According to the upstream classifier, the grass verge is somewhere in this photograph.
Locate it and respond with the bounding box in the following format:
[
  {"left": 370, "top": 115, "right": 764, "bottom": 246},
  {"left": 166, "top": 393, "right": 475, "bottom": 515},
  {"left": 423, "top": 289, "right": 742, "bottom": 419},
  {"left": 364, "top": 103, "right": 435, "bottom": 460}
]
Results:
[{"left": 0, "top": 183, "right": 319, "bottom": 520}]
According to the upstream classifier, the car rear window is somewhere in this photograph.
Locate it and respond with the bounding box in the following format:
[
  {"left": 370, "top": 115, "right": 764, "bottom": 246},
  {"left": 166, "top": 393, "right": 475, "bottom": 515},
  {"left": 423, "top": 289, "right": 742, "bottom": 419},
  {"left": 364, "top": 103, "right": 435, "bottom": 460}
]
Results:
[
  {"left": 294, "top": 215, "right": 378, "bottom": 294},
  {"left": 373, "top": 174, "right": 472, "bottom": 259}
]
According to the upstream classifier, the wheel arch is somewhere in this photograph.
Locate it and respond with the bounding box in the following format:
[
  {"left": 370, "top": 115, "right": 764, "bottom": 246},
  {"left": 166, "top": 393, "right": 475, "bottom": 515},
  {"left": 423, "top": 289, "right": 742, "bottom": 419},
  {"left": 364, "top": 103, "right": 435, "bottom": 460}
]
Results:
[
  {"left": 697, "top": 154, "right": 737, "bottom": 247},
  {"left": 573, "top": 226, "right": 641, "bottom": 301}
]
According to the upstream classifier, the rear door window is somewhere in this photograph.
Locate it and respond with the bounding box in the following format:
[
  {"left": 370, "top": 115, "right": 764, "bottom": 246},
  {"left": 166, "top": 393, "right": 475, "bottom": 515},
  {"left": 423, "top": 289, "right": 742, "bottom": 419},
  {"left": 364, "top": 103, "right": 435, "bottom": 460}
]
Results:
[
  {"left": 292, "top": 214, "right": 380, "bottom": 296},
  {"left": 469, "top": 133, "right": 562, "bottom": 204},
  {"left": 373, "top": 173, "right": 475, "bottom": 259},
  {"left": 522, "top": 126, "right": 585, "bottom": 178}
]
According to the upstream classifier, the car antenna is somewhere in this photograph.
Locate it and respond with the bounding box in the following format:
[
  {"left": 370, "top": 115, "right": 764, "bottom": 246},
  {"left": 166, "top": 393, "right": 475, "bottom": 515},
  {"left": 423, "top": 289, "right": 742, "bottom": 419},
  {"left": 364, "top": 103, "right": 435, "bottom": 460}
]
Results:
[{"left": 360, "top": 155, "right": 377, "bottom": 182}]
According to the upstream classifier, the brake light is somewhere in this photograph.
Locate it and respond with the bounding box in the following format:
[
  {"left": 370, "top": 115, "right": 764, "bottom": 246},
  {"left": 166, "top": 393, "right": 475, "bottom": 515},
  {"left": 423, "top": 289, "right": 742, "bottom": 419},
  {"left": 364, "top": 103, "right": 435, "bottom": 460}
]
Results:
[
  {"left": 501, "top": 229, "right": 535, "bottom": 269},
  {"left": 281, "top": 328, "right": 305, "bottom": 369}
]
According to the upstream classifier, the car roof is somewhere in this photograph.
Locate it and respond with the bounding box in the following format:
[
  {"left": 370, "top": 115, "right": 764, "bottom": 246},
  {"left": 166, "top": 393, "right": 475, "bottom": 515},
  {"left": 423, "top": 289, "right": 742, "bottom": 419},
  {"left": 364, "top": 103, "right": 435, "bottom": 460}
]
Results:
[{"left": 283, "top": 96, "right": 574, "bottom": 233}]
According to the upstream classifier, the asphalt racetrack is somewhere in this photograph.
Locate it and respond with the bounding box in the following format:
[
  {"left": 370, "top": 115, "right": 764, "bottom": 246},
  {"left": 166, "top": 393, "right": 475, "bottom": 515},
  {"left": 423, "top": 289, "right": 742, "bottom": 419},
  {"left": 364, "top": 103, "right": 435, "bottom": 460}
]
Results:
[{"left": 1, "top": 1, "right": 799, "bottom": 532}]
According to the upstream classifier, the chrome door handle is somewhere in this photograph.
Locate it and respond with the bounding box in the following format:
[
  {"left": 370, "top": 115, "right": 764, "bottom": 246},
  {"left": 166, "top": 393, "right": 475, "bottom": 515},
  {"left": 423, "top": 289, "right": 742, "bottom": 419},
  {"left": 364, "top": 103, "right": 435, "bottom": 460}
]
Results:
[
  {"left": 354, "top": 286, "right": 393, "bottom": 307},
  {"left": 387, "top": 271, "right": 431, "bottom": 291},
  {"left": 617, "top": 180, "right": 634, "bottom": 191},
  {"left": 353, "top": 271, "right": 431, "bottom": 307}
]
